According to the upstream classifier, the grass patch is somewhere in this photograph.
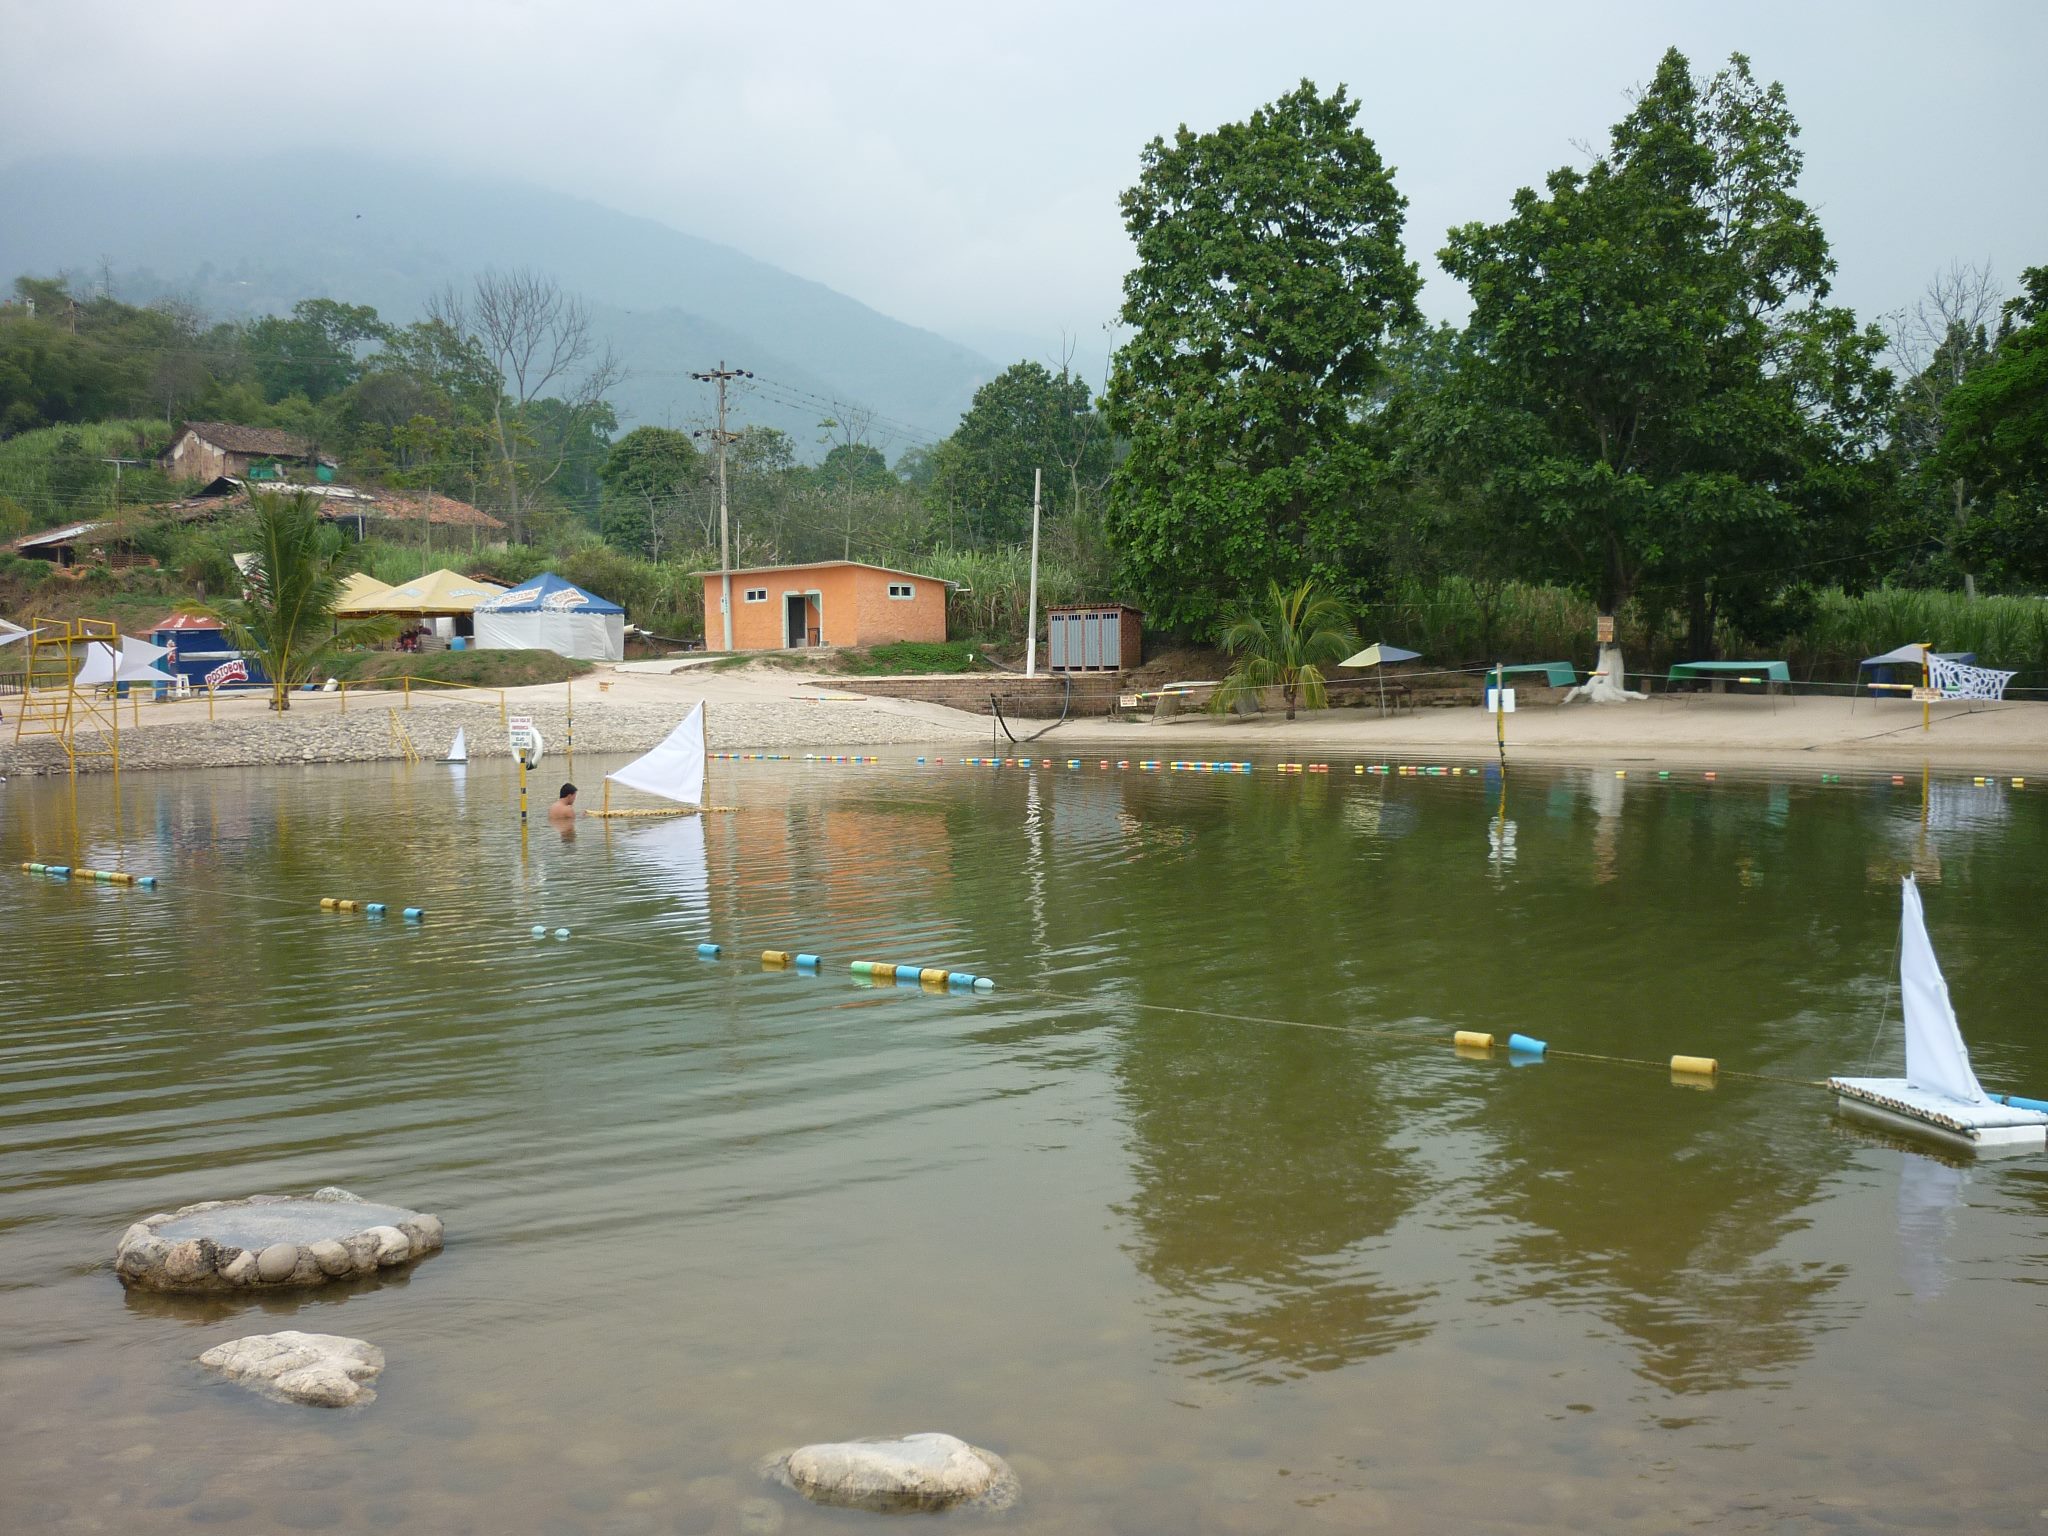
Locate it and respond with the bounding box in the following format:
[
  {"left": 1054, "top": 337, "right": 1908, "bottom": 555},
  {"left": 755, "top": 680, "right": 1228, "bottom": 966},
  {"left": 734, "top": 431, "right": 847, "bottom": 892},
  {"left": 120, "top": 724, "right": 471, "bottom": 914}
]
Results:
[
  {"left": 324, "top": 649, "right": 592, "bottom": 688},
  {"left": 831, "top": 641, "right": 994, "bottom": 676}
]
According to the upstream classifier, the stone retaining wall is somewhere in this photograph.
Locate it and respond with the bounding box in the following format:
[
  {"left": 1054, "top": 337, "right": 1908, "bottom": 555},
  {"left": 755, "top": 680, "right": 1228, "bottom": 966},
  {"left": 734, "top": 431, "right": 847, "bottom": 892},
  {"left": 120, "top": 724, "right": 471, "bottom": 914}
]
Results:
[
  {"left": 818, "top": 674, "right": 1127, "bottom": 718},
  {"left": 0, "top": 697, "right": 975, "bottom": 777}
]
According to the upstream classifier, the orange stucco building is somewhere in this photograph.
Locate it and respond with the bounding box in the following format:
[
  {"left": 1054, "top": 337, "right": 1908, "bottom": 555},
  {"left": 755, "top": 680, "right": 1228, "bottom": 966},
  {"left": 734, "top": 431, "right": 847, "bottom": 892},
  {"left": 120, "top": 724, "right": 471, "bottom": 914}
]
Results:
[{"left": 699, "top": 560, "right": 949, "bottom": 652}]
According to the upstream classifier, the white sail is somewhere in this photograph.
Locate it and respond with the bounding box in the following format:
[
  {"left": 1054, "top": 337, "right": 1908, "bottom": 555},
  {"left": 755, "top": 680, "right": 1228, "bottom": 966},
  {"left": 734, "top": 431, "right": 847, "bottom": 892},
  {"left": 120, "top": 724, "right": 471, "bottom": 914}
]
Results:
[
  {"left": 1900, "top": 878, "right": 1990, "bottom": 1105},
  {"left": 446, "top": 727, "right": 468, "bottom": 764},
  {"left": 115, "top": 636, "right": 173, "bottom": 684},
  {"left": 606, "top": 701, "right": 705, "bottom": 807},
  {"left": 75, "top": 641, "right": 119, "bottom": 687},
  {"left": 0, "top": 619, "right": 28, "bottom": 649}
]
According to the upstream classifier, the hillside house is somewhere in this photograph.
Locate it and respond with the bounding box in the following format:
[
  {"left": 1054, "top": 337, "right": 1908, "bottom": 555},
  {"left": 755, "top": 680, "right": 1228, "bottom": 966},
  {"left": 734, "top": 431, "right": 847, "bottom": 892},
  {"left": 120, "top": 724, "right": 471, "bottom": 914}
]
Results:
[{"left": 157, "top": 421, "right": 336, "bottom": 483}]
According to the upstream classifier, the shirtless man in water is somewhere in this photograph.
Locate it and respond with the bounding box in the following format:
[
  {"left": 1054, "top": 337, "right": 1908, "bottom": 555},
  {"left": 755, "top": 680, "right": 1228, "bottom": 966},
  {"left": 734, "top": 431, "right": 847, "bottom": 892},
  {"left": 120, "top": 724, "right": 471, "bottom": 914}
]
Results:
[{"left": 549, "top": 783, "right": 579, "bottom": 822}]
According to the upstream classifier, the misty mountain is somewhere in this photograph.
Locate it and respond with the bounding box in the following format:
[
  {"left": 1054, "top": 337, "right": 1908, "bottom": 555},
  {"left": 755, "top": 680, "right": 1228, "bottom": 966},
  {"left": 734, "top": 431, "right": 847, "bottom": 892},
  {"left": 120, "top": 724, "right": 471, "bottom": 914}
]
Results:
[{"left": 0, "top": 155, "right": 997, "bottom": 459}]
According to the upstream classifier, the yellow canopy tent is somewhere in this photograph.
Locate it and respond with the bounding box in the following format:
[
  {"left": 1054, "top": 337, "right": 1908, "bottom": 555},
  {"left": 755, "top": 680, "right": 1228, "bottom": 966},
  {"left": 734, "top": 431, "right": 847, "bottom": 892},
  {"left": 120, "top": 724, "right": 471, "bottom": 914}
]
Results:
[
  {"left": 336, "top": 572, "right": 392, "bottom": 610},
  {"left": 333, "top": 568, "right": 507, "bottom": 616}
]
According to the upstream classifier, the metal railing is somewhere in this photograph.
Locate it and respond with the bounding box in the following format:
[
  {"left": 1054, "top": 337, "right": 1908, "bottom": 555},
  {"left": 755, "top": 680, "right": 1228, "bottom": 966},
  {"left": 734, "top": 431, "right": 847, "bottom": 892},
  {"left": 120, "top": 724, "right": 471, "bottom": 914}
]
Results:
[{"left": 337, "top": 674, "right": 507, "bottom": 726}]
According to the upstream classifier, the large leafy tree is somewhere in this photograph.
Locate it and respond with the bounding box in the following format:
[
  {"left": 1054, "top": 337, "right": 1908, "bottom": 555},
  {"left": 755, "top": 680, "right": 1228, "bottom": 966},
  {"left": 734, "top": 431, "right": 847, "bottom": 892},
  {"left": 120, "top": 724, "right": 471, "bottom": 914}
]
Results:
[
  {"left": 242, "top": 299, "right": 389, "bottom": 404},
  {"left": 929, "top": 360, "right": 1109, "bottom": 546},
  {"left": 1940, "top": 267, "right": 2048, "bottom": 586},
  {"left": 1438, "top": 49, "right": 1889, "bottom": 691},
  {"left": 598, "top": 425, "right": 698, "bottom": 560},
  {"left": 194, "top": 489, "right": 394, "bottom": 711},
  {"left": 1106, "top": 82, "right": 1420, "bottom": 635}
]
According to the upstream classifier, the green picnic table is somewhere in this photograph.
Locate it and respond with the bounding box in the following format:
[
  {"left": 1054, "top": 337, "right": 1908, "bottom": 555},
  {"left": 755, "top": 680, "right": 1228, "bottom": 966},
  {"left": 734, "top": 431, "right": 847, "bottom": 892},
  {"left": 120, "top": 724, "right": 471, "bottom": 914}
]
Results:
[
  {"left": 1490, "top": 661, "right": 1578, "bottom": 688},
  {"left": 1666, "top": 659, "right": 1790, "bottom": 692}
]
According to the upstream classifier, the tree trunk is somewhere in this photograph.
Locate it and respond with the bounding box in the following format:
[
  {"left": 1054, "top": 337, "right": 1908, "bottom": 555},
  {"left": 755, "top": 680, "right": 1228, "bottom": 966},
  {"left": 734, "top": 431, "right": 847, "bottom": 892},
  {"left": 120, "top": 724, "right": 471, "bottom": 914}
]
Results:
[
  {"left": 1685, "top": 581, "right": 1715, "bottom": 661},
  {"left": 1565, "top": 642, "right": 1647, "bottom": 704}
]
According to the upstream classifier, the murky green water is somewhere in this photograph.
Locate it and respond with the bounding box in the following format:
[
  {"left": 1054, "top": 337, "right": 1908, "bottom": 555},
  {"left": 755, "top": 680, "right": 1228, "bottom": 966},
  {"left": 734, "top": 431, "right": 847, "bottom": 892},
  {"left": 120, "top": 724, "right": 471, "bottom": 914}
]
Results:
[{"left": 4, "top": 754, "right": 2046, "bottom": 1534}]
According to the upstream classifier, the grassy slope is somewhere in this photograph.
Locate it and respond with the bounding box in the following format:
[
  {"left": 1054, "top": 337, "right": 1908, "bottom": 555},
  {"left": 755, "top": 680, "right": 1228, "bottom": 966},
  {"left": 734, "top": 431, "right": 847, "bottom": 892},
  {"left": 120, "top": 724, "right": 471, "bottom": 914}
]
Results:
[{"left": 323, "top": 649, "right": 592, "bottom": 687}]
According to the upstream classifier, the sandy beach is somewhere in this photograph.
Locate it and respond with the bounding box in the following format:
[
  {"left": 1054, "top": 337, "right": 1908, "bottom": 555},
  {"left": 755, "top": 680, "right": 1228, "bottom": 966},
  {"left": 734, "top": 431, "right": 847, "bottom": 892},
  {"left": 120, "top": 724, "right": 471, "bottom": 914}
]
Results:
[{"left": 4, "top": 660, "right": 2045, "bottom": 775}]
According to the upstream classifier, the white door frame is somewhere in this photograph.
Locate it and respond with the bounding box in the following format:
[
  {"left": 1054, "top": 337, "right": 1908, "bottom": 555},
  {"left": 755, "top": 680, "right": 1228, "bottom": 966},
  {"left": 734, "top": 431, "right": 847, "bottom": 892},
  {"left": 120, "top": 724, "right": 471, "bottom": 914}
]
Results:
[{"left": 783, "top": 588, "right": 824, "bottom": 647}]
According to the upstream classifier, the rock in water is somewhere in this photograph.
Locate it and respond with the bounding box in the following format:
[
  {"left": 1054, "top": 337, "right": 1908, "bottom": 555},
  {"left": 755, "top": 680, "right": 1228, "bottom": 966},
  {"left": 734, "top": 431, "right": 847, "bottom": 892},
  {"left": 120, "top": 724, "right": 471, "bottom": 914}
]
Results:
[
  {"left": 113, "top": 1190, "right": 444, "bottom": 1292},
  {"left": 198, "top": 1332, "right": 385, "bottom": 1407},
  {"left": 763, "top": 1433, "right": 1019, "bottom": 1513}
]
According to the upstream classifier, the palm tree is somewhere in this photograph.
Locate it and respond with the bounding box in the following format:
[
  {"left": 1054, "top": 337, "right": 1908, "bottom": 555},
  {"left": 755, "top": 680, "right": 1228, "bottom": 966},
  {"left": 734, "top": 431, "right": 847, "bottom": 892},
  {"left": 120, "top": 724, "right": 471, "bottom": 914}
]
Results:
[
  {"left": 192, "top": 489, "right": 395, "bottom": 711},
  {"left": 1211, "top": 580, "right": 1358, "bottom": 721}
]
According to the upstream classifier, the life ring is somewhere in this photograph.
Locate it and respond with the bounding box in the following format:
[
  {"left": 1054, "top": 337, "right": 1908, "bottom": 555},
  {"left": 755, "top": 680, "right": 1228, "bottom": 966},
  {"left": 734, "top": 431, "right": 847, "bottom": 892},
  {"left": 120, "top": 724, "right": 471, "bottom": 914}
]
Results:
[{"left": 518, "top": 726, "right": 546, "bottom": 769}]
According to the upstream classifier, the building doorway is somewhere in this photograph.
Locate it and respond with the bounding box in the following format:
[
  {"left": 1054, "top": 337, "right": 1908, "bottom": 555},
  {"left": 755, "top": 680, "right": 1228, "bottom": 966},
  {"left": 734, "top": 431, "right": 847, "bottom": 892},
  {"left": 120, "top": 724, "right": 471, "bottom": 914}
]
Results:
[{"left": 784, "top": 592, "right": 820, "bottom": 648}]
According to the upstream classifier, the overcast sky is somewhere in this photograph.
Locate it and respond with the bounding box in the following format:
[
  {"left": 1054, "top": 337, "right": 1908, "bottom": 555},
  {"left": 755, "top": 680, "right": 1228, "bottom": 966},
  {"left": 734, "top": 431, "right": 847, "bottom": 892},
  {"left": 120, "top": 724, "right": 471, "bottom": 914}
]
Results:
[{"left": 6, "top": 0, "right": 2045, "bottom": 371}]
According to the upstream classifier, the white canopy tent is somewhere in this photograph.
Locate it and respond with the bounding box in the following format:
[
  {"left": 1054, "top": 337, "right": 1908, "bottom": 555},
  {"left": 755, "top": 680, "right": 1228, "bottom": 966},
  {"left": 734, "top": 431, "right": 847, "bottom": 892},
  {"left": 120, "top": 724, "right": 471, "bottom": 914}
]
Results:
[{"left": 473, "top": 573, "right": 626, "bottom": 662}]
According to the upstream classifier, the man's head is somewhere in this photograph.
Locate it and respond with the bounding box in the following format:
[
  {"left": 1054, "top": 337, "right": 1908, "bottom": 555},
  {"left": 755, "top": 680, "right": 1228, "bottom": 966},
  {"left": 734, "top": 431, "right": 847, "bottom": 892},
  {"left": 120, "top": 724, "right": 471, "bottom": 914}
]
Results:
[{"left": 559, "top": 783, "right": 577, "bottom": 801}]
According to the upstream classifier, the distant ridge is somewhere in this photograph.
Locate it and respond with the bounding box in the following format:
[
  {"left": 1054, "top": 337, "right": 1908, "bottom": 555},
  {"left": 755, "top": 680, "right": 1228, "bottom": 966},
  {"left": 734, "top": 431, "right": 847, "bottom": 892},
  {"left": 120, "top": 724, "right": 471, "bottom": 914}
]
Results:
[{"left": 0, "top": 154, "right": 996, "bottom": 456}]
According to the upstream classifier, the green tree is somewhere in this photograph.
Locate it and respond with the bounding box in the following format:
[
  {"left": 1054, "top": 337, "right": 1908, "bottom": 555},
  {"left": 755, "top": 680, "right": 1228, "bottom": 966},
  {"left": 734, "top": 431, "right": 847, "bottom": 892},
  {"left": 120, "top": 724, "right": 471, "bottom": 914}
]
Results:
[
  {"left": 242, "top": 299, "right": 389, "bottom": 404},
  {"left": 599, "top": 425, "right": 698, "bottom": 559},
  {"left": 192, "top": 489, "right": 394, "bottom": 711},
  {"left": 1438, "top": 49, "right": 1889, "bottom": 691},
  {"left": 1940, "top": 267, "right": 2048, "bottom": 586},
  {"left": 1105, "top": 81, "right": 1420, "bottom": 635},
  {"left": 929, "top": 360, "right": 1108, "bottom": 545},
  {"left": 1211, "top": 580, "right": 1358, "bottom": 720}
]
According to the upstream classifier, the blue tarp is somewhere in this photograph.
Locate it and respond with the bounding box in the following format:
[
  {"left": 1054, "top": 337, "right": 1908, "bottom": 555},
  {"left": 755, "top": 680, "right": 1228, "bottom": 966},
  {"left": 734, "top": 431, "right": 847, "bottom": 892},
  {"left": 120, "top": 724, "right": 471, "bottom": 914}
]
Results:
[{"left": 477, "top": 572, "right": 624, "bottom": 614}]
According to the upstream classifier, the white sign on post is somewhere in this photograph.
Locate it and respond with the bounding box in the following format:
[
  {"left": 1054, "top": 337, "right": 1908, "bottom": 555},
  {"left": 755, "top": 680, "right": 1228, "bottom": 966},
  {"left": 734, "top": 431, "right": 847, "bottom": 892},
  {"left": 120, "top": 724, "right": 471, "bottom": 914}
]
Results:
[
  {"left": 508, "top": 714, "right": 536, "bottom": 751},
  {"left": 1486, "top": 688, "right": 1517, "bottom": 715}
]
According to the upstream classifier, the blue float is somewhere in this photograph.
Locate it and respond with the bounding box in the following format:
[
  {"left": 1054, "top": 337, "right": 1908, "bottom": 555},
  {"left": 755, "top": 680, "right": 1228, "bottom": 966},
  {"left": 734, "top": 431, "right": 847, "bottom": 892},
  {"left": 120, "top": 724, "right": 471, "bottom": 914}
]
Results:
[
  {"left": 2002, "top": 1093, "right": 2048, "bottom": 1113},
  {"left": 697, "top": 942, "right": 721, "bottom": 958},
  {"left": 402, "top": 907, "right": 425, "bottom": 921},
  {"left": 1508, "top": 1033, "right": 1548, "bottom": 1057},
  {"left": 893, "top": 964, "right": 922, "bottom": 982},
  {"left": 795, "top": 953, "right": 821, "bottom": 969}
]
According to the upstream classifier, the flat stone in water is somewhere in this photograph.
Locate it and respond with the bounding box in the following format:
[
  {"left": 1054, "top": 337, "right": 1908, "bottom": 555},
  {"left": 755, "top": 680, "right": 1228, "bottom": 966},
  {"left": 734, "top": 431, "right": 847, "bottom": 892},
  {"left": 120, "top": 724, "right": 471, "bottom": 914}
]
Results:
[
  {"left": 156, "top": 1198, "right": 421, "bottom": 1250},
  {"left": 116, "top": 1189, "right": 443, "bottom": 1292}
]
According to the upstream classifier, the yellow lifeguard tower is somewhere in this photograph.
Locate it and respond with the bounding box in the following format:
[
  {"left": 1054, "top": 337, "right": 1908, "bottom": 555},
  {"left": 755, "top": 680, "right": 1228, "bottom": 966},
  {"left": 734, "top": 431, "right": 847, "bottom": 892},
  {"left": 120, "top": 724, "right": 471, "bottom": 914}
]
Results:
[{"left": 13, "top": 617, "right": 121, "bottom": 773}]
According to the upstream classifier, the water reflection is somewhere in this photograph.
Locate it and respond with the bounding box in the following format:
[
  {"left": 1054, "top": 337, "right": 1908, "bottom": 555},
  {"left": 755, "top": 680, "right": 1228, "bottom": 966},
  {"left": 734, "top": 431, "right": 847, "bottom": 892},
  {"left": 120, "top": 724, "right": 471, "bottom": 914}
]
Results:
[
  {"left": 5, "top": 756, "right": 2048, "bottom": 1532},
  {"left": 1471, "top": 1085, "right": 1849, "bottom": 1394},
  {"left": 1896, "top": 1151, "right": 1968, "bottom": 1301},
  {"left": 1113, "top": 1018, "right": 1430, "bottom": 1381}
]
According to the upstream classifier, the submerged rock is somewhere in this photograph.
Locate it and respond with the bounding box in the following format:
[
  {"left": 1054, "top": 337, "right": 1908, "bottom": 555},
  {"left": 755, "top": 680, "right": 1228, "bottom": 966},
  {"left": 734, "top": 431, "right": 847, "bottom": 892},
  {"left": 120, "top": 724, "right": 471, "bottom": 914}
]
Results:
[
  {"left": 198, "top": 1332, "right": 385, "bottom": 1407},
  {"left": 762, "top": 1433, "right": 1019, "bottom": 1513},
  {"left": 114, "top": 1189, "right": 444, "bottom": 1292}
]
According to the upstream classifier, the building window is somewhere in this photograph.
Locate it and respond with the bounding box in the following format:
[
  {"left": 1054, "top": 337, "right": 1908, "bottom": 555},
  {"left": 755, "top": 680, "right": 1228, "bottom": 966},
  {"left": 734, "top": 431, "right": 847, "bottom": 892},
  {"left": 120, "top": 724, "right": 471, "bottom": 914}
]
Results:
[
  {"left": 887, "top": 582, "right": 914, "bottom": 599},
  {"left": 743, "top": 588, "right": 767, "bottom": 603}
]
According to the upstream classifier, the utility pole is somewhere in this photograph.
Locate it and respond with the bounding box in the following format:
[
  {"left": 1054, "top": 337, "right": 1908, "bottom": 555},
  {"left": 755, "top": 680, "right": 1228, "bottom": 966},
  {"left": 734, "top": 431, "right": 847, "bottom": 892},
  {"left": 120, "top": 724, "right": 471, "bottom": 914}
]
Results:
[
  {"left": 1025, "top": 467, "right": 1042, "bottom": 677},
  {"left": 691, "top": 362, "right": 752, "bottom": 651}
]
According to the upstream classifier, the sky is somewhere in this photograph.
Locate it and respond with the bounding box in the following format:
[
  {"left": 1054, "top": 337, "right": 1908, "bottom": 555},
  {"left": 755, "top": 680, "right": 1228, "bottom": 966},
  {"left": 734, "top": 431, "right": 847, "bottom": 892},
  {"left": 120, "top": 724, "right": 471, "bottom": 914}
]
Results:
[{"left": 5, "top": 0, "right": 2046, "bottom": 376}]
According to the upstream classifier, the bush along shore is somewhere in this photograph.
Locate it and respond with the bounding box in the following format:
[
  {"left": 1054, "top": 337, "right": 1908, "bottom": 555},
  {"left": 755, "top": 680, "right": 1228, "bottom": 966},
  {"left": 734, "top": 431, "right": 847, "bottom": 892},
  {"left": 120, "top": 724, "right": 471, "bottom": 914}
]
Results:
[{"left": 0, "top": 697, "right": 974, "bottom": 778}]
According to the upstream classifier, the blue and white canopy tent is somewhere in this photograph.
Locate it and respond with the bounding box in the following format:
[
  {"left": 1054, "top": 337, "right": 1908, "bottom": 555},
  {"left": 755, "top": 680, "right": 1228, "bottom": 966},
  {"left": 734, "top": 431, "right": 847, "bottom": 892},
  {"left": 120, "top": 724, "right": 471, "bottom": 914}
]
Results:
[
  {"left": 1858, "top": 642, "right": 1975, "bottom": 698},
  {"left": 473, "top": 573, "right": 626, "bottom": 661}
]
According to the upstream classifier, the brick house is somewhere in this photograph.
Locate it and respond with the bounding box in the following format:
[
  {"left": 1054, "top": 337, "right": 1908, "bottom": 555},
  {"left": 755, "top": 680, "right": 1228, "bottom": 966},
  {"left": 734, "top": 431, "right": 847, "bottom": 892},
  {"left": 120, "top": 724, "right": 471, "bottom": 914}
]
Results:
[{"left": 700, "top": 560, "right": 949, "bottom": 651}]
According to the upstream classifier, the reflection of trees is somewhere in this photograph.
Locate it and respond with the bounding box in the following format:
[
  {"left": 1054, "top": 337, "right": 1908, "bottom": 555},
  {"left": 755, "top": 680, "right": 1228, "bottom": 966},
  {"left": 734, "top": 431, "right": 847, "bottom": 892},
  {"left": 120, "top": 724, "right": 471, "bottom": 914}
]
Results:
[
  {"left": 1471, "top": 1083, "right": 1848, "bottom": 1394},
  {"left": 1114, "top": 1015, "right": 1430, "bottom": 1382}
]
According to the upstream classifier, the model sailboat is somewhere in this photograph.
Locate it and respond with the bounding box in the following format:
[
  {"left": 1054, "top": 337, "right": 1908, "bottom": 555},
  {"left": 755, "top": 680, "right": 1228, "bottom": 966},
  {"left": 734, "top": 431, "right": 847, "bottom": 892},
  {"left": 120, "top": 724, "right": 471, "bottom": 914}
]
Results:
[
  {"left": 593, "top": 701, "right": 707, "bottom": 818},
  {"left": 445, "top": 727, "right": 468, "bottom": 765},
  {"left": 1831, "top": 878, "right": 2047, "bottom": 1155}
]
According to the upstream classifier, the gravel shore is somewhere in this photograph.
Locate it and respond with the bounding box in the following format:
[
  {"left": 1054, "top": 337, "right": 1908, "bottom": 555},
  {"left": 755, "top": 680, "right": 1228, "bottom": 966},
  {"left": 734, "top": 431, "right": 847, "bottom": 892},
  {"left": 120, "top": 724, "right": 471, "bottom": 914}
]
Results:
[{"left": 0, "top": 693, "right": 983, "bottom": 777}]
